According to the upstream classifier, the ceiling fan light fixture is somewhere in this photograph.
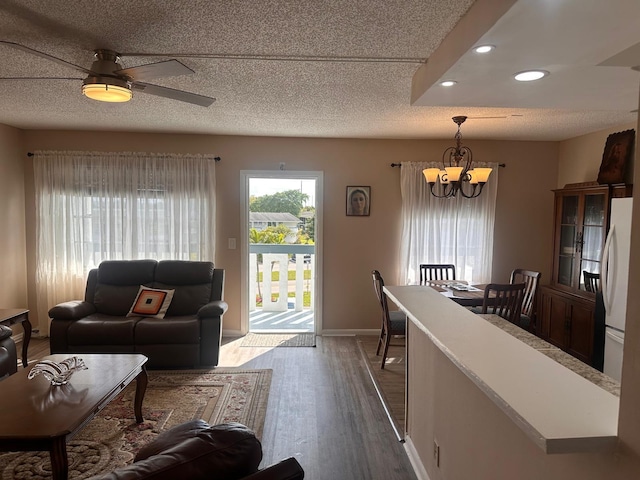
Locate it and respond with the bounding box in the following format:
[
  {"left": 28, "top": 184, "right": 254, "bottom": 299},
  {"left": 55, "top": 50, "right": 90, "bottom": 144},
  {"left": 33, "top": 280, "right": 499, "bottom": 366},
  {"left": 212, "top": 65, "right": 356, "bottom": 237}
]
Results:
[{"left": 82, "top": 76, "right": 132, "bottom": 103}]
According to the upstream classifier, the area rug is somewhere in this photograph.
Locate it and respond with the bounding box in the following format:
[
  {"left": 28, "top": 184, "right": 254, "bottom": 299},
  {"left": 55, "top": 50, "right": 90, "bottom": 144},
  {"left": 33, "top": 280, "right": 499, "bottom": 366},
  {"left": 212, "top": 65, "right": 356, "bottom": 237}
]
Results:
[
  {"left": 241, "top": 332, "right": 316, "bottom": 347},
  {"left": 0, "top": 368, "right": 272, "bottom": 480}
]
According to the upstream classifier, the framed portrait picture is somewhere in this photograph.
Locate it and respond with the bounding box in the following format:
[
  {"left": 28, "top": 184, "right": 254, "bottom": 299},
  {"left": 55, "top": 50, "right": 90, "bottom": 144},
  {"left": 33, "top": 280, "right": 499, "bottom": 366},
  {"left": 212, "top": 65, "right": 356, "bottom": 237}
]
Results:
[
  {"left": 597, "top": 129, "right": 635, "bottom": 185},
  {"left": 346, "top": 186, "right": 371, "bottom": 216}
]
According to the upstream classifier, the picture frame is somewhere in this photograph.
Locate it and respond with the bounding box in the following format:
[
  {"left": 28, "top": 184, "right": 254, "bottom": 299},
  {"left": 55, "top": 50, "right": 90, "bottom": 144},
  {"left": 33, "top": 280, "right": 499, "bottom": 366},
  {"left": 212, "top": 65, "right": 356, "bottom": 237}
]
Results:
[
  {"left": 597, "top": 129, "right": 635, "bottom": 185},
  {"left": 346, "top": 186, "right": 371, "bottom": 216}
]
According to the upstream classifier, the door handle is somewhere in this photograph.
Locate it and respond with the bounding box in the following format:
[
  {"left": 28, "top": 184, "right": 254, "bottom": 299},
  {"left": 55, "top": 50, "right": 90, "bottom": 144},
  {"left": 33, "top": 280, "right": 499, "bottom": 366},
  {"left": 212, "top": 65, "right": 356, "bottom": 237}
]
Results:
[{"left": 575, "top": 231, "right": 584, "bottom": 253}]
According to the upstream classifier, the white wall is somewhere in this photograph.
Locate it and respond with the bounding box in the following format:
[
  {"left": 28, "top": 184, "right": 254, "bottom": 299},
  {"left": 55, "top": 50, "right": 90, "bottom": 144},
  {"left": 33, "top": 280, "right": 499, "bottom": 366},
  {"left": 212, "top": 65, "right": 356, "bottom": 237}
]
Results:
[{"left": 0, "top": 125, "right": 28, "bottom": 313}]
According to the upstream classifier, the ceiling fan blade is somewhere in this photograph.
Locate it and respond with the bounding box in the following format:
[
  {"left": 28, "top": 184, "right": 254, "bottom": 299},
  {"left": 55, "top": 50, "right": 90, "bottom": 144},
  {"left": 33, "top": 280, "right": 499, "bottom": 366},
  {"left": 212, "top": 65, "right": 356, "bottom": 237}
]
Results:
[
  {"left": 131, "top": 82, "right": 215, "bottom": 107},
  {"left": 116, "top": 59, "right": 194, "bottom": 82},
  {"left": 467, "top": 114, "right": 524, "bottom": 120},
  {"left": 0, "top": 77, "right": 81, "bottom": 80},
  {"left": 0, "top": 40, "right": 93, "bottom": 75}
]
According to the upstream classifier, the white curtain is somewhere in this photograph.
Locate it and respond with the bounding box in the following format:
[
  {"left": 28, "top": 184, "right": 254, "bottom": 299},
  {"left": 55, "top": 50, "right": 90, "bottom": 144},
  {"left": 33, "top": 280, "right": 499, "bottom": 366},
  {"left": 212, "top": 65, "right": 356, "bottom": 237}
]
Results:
[
  {"left": 33, "top": 151, "right": 217, "bottom": 335},
  {"left": 399, "top": 161, "right": 499, "bottom": 285}
]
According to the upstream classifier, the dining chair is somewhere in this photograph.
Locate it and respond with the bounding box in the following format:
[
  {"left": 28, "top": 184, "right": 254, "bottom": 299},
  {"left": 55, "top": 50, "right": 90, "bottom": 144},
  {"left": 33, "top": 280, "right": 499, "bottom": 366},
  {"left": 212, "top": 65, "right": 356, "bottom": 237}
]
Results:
[
  {"left": 481, "top": 283, "right": 526, "bottom": 325},
  {"left": 371, "top": 270, "right": 406, "bottom": 369},
  {"left": 583, "top": 270, "right": 600, "bottom": 293},
  {"left": 510, "top": 269, "right": 542, "bottom": 332},
  {"left": 419, "top": 264, "right": 456, "bottom": 284}
]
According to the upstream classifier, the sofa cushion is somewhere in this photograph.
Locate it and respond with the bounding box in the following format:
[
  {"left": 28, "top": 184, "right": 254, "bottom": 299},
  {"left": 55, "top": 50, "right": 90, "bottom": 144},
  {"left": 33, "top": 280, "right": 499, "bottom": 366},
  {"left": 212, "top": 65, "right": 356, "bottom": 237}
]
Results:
[
  {"left": 127, "top": 286, "right": 175, "bottom": 319},
  {"left": 120, "top": 420, "right": 262, "bottom": 480},
  {"left": 154, "top": 261, "right": 214, "bottom": 316},
  {"left": 94, "top": 260, "right": 158, "bottom": 315},
  {"left": 155, "top": 261, "right": 214, "bottom": 285},
  {"left": 134, "top": 316, "right": 200, "bottom": 345},
  {"left": 97, "top": 260, "right": 158, "bottom": 285},
  {"left": 67, "top": 314, "right": 137, "bottom": 346},
  {"left": 135, "top": 419, "right": 212, "bottom": 460}
]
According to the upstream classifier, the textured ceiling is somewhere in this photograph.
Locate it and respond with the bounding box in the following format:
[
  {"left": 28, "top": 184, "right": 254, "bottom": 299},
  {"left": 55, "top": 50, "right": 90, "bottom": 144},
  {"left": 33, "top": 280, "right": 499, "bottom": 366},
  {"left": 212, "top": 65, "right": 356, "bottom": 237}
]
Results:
[{"left": 0, "top": 0, "right": 638, "bottom": 141}]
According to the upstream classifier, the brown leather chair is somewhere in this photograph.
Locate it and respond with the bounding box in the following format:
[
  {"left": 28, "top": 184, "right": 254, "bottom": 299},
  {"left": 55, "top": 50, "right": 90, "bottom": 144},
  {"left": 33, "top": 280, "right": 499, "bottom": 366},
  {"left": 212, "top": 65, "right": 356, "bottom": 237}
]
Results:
[
  {"left": 90, "top": 420, "right": 304, "bottom": 480},
  {"left": 481, "top": 283, "right": 526, "bottom": 325},
  {"left": 0, "top": 326, "right": 17, "bottom": 380},
  {"left": 419, "top": 264, "right": 456, "bottom": 283},
  {"left": 372, "top": 270, "right": 406, "bottom": 369}
]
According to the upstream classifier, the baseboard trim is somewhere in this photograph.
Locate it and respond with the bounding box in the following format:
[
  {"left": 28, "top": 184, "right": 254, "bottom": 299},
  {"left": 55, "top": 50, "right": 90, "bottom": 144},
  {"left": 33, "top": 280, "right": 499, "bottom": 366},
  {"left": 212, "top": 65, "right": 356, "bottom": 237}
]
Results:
[
  {"left": 404, "top": 436, "right": 431, "bottom": 480},
  {"left": 223, "top": 329, "right": 244, "bottom": 338},
  {"left": 224, "top": 329, "right": 380, "bottom": 337},
  {"left": 321, "top": 329, "right": 379, "bottom": 336}
]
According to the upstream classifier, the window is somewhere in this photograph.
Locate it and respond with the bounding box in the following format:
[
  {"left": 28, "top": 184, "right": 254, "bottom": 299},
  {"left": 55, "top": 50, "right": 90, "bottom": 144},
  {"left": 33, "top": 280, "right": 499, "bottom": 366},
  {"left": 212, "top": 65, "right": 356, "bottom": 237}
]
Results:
[
  {"left": 399, "top": 161, "right": 499, "bottom": 284},
  {"left": 33, "top": 151, "right": 216, "bottom": 334}
]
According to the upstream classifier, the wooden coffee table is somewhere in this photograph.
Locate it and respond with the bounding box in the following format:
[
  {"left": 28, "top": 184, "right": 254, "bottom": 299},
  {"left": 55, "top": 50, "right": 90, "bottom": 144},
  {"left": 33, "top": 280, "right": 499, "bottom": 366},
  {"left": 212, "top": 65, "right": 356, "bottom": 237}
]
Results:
[{"left": 0, "top": 353, "right": 148, "bottom": 480}]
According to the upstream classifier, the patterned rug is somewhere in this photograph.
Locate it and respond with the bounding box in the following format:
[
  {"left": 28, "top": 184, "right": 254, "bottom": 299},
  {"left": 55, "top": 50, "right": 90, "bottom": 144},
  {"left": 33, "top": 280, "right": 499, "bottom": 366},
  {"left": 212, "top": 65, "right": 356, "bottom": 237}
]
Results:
[
  {"left": 241, "top": 332, "right": 316, "bottom": 347},
  {"left": 0, "top": 368, "right": 272, "bottom": 480}
]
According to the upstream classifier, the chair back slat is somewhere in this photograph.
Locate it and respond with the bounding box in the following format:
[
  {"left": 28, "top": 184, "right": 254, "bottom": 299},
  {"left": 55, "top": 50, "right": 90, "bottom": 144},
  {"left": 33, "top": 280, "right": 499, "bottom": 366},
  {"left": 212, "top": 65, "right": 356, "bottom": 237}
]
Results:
[
  {"left": 509, "top": 269, "right": 541, "bottom": 318},
  {"left": 419, "top": 264, "right": 456, "bottom": 284},
  {"left": 583, "top": 271, "right": 600, "bottom": 292}
]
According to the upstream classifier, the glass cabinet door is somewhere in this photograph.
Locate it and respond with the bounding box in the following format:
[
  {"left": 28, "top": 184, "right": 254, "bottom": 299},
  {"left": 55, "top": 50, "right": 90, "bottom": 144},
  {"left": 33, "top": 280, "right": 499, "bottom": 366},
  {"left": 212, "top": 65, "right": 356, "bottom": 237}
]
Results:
[
  {"left": 557, "top": 195, "right": 579, "bottom": 287},
  {"left": 579, "top": 193, "right": 605, "bottom": 291},
  {"left": 552, "top": 185, "right": 612, "bottom": 294}
]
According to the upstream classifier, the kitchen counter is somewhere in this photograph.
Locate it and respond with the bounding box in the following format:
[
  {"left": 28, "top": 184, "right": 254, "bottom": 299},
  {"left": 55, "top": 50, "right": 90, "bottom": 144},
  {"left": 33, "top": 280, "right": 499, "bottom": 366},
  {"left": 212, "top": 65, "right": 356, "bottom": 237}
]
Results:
[
  {"left": 479, "top": 314, "right": 620, "bottom": 397},
  {"left": 384, "top": 285, "right": 620, "bottom": 454}
]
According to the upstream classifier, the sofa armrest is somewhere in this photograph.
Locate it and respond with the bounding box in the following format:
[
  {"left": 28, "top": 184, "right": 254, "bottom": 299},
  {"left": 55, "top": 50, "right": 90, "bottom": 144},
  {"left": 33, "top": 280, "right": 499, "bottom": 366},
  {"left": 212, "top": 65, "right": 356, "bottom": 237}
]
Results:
[
  {"left": 197, "top": 300, "right": 228, "bottom": 318},
  {"left": 243, "top": 458, "right": 304, "bottom": 480},
  {"left": 0, "top": 325, "right": 13, "bottom": 341},
  {"left": 48, "top": 300, "right": 96, "bottom": 320}
]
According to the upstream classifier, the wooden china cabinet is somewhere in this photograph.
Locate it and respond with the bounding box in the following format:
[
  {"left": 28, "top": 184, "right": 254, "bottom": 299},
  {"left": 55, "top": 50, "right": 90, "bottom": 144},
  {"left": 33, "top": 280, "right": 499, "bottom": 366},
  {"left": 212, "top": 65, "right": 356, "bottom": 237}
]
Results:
[{"left": 538, "top": 182, "right": 632, "bottom": 365}]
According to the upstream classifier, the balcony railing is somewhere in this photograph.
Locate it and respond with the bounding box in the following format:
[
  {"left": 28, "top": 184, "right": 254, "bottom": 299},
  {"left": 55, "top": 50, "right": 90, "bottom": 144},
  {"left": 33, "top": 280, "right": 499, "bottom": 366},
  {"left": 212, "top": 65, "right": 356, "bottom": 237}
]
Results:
[{"left": 249, "top": 244, "right": 315, "bottom": 313}]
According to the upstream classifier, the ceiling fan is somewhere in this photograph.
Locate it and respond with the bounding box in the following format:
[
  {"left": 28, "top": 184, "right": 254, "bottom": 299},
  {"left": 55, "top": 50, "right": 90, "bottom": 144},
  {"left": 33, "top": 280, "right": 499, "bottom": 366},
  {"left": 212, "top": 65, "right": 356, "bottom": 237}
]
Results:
[
  {"left": 465, "top": 114, "right": 523, "bottom": 120},
  {"left": 0, "top": 41, "right": 215, "bottom": 107}
]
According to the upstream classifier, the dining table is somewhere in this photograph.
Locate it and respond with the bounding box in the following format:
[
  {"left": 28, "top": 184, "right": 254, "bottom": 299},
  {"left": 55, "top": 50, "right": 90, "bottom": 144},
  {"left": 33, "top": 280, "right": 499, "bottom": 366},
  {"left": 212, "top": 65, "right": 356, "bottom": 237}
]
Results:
[{"left": 424, "top": 280, "right": 489, "bottom": 307}]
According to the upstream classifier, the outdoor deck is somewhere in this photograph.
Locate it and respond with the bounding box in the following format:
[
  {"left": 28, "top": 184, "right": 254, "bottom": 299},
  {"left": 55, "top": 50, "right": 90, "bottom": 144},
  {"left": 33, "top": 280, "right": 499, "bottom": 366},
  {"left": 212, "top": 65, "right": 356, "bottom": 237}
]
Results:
[{"left": 249, "top": 308, "right": 314, "bottom": 332}]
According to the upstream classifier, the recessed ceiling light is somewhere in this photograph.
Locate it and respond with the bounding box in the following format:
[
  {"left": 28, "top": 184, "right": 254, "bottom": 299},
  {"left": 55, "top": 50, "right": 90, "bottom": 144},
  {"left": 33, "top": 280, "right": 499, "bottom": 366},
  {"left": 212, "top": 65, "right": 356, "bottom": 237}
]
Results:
[
  {"left": 514, "top": 70, "right": 549, "bottom": 82},
  {"left": 440, "top": 80, "right": 457, "bottom": 87},
  {"left": 473, "top": 45, "right": 495, "bottom": 54}
]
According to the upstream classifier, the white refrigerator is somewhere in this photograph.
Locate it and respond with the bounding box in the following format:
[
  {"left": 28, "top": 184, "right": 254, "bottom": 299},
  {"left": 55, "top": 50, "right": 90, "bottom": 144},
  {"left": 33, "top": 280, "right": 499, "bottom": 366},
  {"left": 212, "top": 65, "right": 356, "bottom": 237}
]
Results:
[{"left": 601, "top": 197, "right": 633, "bottom": 382}]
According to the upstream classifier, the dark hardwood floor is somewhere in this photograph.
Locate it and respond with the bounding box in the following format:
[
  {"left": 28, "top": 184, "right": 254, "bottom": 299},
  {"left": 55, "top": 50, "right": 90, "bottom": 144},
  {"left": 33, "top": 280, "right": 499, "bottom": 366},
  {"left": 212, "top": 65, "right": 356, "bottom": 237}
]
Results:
[
  {"left": 17, "top": 334, "right": 415, "bottom": 480},
  {"left": 356, "top": 335, "right": 406, "bottom": 441}
]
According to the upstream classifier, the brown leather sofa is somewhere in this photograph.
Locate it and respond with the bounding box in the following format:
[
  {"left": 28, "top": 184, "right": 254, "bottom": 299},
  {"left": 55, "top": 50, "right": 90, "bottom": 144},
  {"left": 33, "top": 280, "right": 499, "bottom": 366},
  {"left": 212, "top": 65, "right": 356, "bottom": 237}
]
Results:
[
  {"left": 0, "top": 325, "right": 17, "bottom": 379},
  {"left": 88, "top": 420, "right": 304, "bottom": 480},
  {"left": 49, "top": 260, "right": 228, "bottom": 369}
]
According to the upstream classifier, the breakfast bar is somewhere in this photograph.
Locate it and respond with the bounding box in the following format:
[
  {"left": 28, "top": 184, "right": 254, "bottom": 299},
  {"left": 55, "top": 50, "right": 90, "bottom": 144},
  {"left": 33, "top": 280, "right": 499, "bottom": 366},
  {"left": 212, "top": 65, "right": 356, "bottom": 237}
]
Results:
[{"left": 384, "top": 285, "right": 620, "bottom": 474}]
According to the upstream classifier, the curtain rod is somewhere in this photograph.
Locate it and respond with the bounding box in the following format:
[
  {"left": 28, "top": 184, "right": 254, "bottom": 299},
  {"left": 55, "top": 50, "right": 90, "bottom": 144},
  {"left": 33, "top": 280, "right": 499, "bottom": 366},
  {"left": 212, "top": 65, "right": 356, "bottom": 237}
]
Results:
[
  {"left": 27, "top": 152, "right": 221, "bottom": 161},
  {"left": 390, "top": 162, "right": 506, "bottom": 168}
]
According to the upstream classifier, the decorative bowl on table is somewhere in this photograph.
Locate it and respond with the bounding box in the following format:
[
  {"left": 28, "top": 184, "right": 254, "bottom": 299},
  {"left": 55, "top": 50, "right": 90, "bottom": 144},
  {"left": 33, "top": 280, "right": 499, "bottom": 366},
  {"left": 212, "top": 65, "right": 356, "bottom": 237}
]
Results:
[{"left": 28, "top": 356, "right": 88, "bottom": 386}]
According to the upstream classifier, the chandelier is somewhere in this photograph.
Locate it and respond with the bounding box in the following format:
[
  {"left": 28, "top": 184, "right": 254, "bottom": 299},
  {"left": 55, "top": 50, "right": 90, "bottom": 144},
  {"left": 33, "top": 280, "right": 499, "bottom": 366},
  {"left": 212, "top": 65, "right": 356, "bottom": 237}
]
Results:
[{"left": 422, "top": 116, "right": 492, "bottom": 198}]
